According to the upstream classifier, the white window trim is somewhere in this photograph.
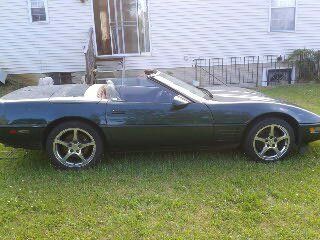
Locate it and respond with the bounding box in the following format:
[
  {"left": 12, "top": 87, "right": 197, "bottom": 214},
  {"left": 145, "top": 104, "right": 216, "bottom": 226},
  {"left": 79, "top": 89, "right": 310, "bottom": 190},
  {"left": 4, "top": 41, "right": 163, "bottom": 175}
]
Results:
[
  {"left": 269, "top": 0, "right": 297, "bottom": 33},
  {"left": 27, "top": 0, "right": 49, "bottom": 24}
]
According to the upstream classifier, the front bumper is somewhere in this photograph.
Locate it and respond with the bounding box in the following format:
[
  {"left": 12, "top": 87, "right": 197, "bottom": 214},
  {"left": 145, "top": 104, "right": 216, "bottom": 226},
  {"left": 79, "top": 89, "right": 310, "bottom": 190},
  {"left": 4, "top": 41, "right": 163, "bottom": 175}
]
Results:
[{"left": 299, "top": 123, "right": 320, "bottom": 143}]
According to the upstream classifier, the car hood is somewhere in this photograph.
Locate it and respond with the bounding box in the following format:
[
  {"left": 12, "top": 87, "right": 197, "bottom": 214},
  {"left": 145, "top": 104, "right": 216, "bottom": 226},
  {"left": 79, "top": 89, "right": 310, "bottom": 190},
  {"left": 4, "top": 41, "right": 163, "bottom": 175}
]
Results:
[
  {"left": 204, "top": 86, "right": 276, "bottom": 103},
  {"left": 203, "top": 86, "right": 320, "bottom": 124},
  {"left": 1, "top": 84, "right": 89, "bottom": 101}
]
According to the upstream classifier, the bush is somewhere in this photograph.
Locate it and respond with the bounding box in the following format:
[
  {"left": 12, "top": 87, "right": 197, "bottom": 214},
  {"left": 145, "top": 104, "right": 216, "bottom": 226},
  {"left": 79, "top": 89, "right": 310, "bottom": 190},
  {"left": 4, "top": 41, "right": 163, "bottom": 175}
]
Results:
[{"left": 287, "top": 49, "right": 320, "bottom": 82}]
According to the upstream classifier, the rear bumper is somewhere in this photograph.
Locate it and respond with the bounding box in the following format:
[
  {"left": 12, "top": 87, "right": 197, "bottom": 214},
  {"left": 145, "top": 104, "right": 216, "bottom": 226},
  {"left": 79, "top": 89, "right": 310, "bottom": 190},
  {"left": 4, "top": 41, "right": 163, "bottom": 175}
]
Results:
[
  {"left": 299, "top": 123, "right": 320, "bottom": 143},
  {"left": 0, "top": 126, "right": 45, "bottom": 150}
]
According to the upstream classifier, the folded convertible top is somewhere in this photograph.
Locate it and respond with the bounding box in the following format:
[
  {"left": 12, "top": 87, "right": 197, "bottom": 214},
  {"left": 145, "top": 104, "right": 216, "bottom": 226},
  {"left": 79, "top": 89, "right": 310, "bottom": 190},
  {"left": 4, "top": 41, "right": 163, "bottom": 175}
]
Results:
[{"left": 1, "top": 84, "right": 89, "bottom": 100}]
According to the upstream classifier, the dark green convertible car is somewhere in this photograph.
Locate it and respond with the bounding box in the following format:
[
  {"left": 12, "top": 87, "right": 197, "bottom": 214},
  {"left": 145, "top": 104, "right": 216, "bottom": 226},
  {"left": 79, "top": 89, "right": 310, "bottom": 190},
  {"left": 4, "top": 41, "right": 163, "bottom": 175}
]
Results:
[{"left": 0, "top": 71, "right": 319, "bottom": 169}]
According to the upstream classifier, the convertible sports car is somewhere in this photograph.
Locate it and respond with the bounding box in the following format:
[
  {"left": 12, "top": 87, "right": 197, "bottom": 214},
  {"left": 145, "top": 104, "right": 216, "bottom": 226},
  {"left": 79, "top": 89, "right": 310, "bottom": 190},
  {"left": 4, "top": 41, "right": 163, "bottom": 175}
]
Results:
[{"left": 0, "top": 70, "right": 319, "bottom": 169}]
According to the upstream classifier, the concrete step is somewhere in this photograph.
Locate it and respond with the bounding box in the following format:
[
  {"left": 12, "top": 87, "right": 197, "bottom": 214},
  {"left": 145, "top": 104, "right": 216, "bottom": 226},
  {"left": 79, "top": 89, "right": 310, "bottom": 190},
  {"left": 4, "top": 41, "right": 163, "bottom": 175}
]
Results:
[
  {"left": 96, "top": 57, "right": 123, "bottom": 69},
  {"left": 96, "top": 61, "right": 122, "bottom": 69},
  {"left": 96, "top": 65, "right": 122, "bottom": 72},
  {"left": 96, "top": 78, "right": 117, "bottom": 84},
  {"left": 96, "top": 71, "right": 115, "bottom": 79},
  {"left": 96, "top": 56, "right": 124, "bottom": 62}
]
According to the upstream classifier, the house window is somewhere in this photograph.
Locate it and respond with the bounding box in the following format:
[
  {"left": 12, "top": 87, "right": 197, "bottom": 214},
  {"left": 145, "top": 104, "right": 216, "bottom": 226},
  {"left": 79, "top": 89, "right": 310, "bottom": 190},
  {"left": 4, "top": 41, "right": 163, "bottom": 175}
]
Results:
[
  {"left": 29, "top": 0, "right": 48, "bottom": 22},
  {"left": 270, "top": 0, "right": 296, "bottom": 32},
  {"left": 108, "top": 0, "right": 150, "bottom": 55}
]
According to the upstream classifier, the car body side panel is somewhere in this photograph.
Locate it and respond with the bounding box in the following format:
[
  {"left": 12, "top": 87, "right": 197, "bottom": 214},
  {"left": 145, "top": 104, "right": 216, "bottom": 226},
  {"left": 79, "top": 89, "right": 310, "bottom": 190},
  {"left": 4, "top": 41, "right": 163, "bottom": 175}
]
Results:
[
  {"left": 206, "top": 102, "right": 320, "bottom": 143},
  {"left": 0, "top": 101, "right": 107, "bottom": 149},
  {"left": 0, "top": 91, "right": 320, "bottom": 150},
  {"left": 105, "top": 101, "right": 214, "bottom": 147},
  {"left": 207, "top": 102, "right": 320, "bottom": 124}
]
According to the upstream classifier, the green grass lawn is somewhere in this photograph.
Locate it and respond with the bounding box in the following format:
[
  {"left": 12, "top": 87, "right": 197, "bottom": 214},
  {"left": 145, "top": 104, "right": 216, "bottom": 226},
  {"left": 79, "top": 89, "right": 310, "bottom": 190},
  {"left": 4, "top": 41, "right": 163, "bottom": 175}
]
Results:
[
  {"left": 0, "top": 84, "right": 320, "bottom": 239},
  {"left": 260, "top": 83, "right": 320, "bottom": 114}
]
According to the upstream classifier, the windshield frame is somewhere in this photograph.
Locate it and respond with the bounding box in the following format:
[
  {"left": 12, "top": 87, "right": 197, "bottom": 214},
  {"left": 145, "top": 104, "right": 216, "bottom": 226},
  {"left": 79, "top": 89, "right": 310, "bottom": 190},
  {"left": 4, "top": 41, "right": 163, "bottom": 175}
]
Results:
[{"left": 150, "top": 71, "right": 209, "bottom": 102}]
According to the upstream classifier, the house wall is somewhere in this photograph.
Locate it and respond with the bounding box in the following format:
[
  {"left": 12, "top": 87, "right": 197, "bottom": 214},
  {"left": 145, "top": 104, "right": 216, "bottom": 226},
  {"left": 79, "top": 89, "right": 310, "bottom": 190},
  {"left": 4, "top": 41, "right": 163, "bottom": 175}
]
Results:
[
  {"left": 0, "top": 0, "right": 92, "bottom": 74},
  {"left": 125, "top": 0, "right": 320, "bottom": 70},
  {"left": 1, "top": 0, "right": 320, "bottom": 75}
]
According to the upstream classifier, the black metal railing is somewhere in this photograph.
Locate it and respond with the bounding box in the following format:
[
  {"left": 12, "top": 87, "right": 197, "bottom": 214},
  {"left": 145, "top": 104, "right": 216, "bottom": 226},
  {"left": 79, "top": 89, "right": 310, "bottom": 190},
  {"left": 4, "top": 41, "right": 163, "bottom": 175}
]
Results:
[
  {"left": 295, "top": 52, "right": 320, "bottom": 81},
  {"left": 84, "top": 27, "right": 96, "bottom": 85},
  {"left": 193, "top": 54, "right": 319, "bottom": 87}
]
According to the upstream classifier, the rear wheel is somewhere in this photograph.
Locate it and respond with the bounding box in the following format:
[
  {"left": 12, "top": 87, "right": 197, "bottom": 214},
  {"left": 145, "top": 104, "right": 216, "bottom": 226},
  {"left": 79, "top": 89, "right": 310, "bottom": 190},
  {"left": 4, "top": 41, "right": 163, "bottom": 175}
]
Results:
[
  {"left": 46, "top": 121, "right": 103, "bottom": 169},
  {"left": 245, "top": 118, "right": 295, "bottom": 162}
]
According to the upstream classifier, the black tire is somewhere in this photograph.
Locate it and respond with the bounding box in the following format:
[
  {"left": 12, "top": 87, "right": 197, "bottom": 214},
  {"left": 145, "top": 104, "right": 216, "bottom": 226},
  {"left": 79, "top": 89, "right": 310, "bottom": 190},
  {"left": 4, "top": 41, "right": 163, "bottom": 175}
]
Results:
[
  {"left": 46, "top": 121, "right": 103, "bottom": 170},
  {"left": 244, "top": 118, "right": 295, "bottom": 162}
]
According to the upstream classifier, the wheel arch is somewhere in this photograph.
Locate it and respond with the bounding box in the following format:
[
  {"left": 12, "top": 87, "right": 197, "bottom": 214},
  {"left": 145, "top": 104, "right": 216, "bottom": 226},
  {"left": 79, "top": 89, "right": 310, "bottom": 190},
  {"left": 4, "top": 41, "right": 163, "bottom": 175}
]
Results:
[
  {"left": 242, "top": 112, "right": 300, "bottom": 144},
  {"left": 42, "top": 117, "right": 106, "bottom": 149}
]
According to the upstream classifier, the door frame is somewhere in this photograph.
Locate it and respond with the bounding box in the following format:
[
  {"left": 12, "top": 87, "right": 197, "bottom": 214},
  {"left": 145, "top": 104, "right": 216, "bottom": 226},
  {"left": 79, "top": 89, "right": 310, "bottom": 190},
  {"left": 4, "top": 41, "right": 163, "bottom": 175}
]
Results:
[{"left": 105, "top": 100, "right": 214, "bottom": 148}]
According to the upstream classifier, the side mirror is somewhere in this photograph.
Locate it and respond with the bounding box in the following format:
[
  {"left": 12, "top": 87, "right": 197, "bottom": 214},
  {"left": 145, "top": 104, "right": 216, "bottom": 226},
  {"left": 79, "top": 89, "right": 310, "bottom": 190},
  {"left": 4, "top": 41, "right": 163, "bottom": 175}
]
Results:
[{"left": 172, "top": 95, "right": 190, "bottom": 109}]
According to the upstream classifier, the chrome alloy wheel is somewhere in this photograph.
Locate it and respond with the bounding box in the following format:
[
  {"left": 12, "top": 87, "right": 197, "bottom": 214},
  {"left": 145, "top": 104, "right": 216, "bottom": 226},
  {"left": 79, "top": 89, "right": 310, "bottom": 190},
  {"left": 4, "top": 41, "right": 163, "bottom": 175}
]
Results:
[
  {"left": 253, "top": 124, "right": 290, "bottom": 161},
  {"left": 53, "top": 128, "right": 96, "bottom": 168}
]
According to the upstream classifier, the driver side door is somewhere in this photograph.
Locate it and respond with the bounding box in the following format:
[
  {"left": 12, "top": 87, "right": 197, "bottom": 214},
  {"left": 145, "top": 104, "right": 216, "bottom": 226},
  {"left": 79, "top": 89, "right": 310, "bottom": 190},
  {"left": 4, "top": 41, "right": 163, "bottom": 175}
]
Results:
[{"left": 105, "top": 85, "right": 213, "bottom": 148}]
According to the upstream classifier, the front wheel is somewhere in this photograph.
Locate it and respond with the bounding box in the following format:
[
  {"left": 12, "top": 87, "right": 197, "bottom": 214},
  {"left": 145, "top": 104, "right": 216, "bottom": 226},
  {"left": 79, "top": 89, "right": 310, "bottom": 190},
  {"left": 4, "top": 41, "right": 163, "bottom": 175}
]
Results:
[
  {"left": 46, "top": 121, "right": 103, "bottom": 169},
  {"left": 245, "top": 118, "right": 295, "bottom": 162}
]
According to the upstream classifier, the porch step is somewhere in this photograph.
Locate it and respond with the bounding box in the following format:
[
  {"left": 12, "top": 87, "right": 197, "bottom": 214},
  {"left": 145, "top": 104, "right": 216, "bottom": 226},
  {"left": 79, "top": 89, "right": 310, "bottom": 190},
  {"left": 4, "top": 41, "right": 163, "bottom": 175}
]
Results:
[
  {"left": 95, "top": 57, "right": 124, "bottom": 72},
  {"left": 96, "top": 65, "right": 122, "bottom": 72},
  {"left": 96, "top": 62, "right": 122, "bottom": 70},
  {"left": 96, "top": 78, "right": 117, "bottom": 84},
  {"left": 94, "top": 57, "right": 126, "bottom": 84},
  {"left": 96, "top": 57, "right": 124, "bottom": 61},
  {"left": 96, "top": 57, "right": 123, "bottom": 68},
  {"left": 96, "top": 70, "right": 115, "bottom": 79}
]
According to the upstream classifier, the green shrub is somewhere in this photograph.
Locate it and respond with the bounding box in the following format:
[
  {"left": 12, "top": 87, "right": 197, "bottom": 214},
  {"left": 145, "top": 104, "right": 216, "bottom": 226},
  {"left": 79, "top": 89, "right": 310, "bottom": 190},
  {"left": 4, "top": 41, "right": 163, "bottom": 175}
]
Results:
[{"left": 287, "top": 49, "right": 320, "bottom": 82}]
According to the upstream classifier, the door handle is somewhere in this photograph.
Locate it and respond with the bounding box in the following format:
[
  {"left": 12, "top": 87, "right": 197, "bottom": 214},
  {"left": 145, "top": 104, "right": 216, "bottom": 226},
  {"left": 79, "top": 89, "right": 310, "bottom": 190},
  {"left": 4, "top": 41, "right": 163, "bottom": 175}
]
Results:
[{"left": 112, "top": 110, "right": 126, "bottom": 115}]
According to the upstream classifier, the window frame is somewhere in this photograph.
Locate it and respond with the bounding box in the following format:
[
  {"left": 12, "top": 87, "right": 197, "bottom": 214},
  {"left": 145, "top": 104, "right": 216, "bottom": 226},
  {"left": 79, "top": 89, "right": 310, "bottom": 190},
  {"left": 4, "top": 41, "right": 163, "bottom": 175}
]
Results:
[
  {"left": 269, "top": 0, "right": 297, "bottom": 33},
  {"left": 27, "top": 0, "right": 49, "bottom": 24},
  {"left": 101, "top": 0, "right": 151, "bottom": 56}
]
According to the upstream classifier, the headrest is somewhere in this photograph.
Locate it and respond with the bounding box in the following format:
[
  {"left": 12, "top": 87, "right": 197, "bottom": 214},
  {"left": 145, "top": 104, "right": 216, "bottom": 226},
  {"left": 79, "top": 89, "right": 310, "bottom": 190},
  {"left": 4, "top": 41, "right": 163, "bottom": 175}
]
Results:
[
  {"left": 84, "top": 84, "right": 105, "bottom": 99},
  {"left": 84, "top": 81, "right": 121, "bottom": 101}
]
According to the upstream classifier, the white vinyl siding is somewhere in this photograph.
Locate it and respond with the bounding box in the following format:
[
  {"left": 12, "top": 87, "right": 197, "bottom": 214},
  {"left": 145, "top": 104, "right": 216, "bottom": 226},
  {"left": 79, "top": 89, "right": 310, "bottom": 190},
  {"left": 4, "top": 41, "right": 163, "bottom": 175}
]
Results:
[
  {"left": 124, "top": 0, "right": 320, "bottom": 70},
  {"left": 1, "top": 0, "right": 320, "bottom": 74},
  {"left": 0, "top": 0, "right": 92, "bottom": 74}
]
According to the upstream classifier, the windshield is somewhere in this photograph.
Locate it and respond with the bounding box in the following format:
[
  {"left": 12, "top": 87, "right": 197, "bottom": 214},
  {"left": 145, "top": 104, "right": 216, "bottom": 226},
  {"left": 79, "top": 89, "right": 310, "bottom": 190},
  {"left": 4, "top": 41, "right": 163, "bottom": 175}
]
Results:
[{"left": 153, "top": 72, "right": 211, "bottom": 100}]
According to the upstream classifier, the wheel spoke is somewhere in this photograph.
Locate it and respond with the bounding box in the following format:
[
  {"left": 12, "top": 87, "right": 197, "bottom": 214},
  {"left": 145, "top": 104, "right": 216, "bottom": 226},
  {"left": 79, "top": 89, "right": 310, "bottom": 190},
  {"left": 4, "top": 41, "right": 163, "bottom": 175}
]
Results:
[
  {"left": 80, "top": 142, "right": 95, "bottom": 149},
  {"left": 274, "top": 147, "right": 281, "bottom": 156},
  {"left": 270, "top": 125, "right": 275, "bottom": 137},
  {"left": 276, "top": 134, "right": 289, "bottom": 143},
  {"left": 54, "top": 139, "right": 69, "bottom": 147},
  {"left": 260, "top": 146, "right": 270, "bottom": 156},
  {"left": 62, "top": 151, "right": 73, "bottom": 163},
  {"left": 254, "top": 136, "right": 266, "bottom": 143},
  {"left": 77, "top": 152, "right": 86, "bottom": 163},
  {"left": 72, "top": 129, "right": 78, "bottom": 142}
]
